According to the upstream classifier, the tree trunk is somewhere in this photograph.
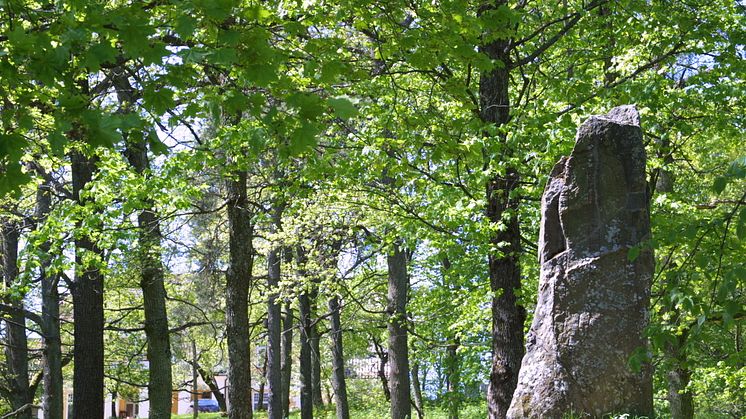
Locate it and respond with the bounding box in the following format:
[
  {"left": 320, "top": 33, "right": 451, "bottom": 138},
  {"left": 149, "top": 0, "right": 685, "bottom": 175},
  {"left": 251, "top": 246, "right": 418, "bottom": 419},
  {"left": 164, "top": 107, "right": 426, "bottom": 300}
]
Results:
[
  {"left": 667, "top": 332, "right": 694, "bottom": 419},
  {"left": 446, "top": 342, "right": 461, "bottom": 419},
  {"left": 281, "top": 300, "right": 294, "bottom": 418},
  {"left": 126, "top": 138, "right": 173, "bottom": 419},
  {"left": 328, "top": 296, "right": 350, "bottom": 419},
  {"left": 192, "top": 340, "right": 199, "bottom": 419},
  {"left": 132, "top": 196, "right": 173, "bottom": 418},
  {"left": 309, "top": 286, "right": 324, "bottom": 409},
  {"left": 653, "top": 128, "right": 691, "bottom": 419},
  {"left": 71, "top": 149, "right": 105, "bottom": 419},
  {"left": 478, "top": 2, "right": 525, "bottom": 417},
  {"left": 37, "top": 182, "right": 64, "bottom": 419},
  {"left": 411, "top": 362, "right": 424, "bottom": 419},
  {"left": 258, "top": 349, "right": 268, "bottom": 411},
  {"left": 115, "top": 74, "right": 173, "bottom": 419},
  {"left": 267, "top": 204, "right": 283, "bottom": 419},
  {"left": 372, "top": 336, "right": 391, "bottom": 402},
  {"left": 195, "top": 361, "right": 227, "bottom": 412},
  {"left": 298, "top": 290, "right": 313, "bottom": 419},
  {"left": 297, "top": 246, "right": 313, "bottom": 419},
  {"left": 226, "top": 171, "right": 254, "bottom": 419},
  {"left": 387, "top": 243, "right": 411, "bottom": 419},
  {"left": 1, "top": 221, "right": 31, "bottom": 419}
]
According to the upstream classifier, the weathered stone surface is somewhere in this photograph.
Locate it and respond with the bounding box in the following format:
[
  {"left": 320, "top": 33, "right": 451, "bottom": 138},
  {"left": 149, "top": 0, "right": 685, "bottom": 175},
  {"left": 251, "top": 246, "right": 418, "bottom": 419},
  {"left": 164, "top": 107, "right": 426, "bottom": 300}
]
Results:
[{"left": 507, "top": 105, "right": 653, "bottom": 418}]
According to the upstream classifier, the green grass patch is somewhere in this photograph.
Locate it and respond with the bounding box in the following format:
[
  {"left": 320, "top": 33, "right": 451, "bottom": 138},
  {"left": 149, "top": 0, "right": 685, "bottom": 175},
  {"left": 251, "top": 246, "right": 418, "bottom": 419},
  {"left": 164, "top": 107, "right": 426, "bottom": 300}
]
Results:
[{"left": 170, "top": 402, "right": 487, "bottom": 419}]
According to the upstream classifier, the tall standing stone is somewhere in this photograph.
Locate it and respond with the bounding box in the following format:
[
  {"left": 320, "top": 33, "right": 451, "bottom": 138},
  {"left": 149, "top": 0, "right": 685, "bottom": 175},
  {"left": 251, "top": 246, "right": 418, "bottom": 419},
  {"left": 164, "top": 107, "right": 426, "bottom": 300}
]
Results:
[{"left": 507, "top": 105, "right": 653, "bottom": 418}]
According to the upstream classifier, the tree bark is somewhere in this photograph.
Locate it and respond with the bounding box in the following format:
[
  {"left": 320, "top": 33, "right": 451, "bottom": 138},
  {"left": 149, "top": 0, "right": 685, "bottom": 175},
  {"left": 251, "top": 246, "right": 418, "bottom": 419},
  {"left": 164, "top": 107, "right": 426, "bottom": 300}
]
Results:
[
  {"left": 258, "top": 349, "right": 268, "bottom": 411},
  {"left": 1, "top": 221, "right": 31, "bottom": 419},
  {"left": 192, "top": 340, "right": 199, "bottom": 419},
  {"left": 266, "top": 204, "right": 283, "bottom": 419},
  {"left": 387, "top": 243, "right": 411, "bottom": 419},
  {"left": 309, "top": 287, "right": 324, "bottom": 409},
  {"left": 36, "top": 182, "right": 64, "bottom": 419},
  {"left": 667, "top": 332, "right": 694, "bottom": 418},
  {"left": 653, "top": 127, "right": 691, "bottom": 419},
  {"left": 70, "top": 149, "right": 105, "bottom": 419},
  {"left": 298, "top": 291, "right": 313, "bottom": 419},
  {"left": 372, "top": 336, "right": 391, "bottom": 402},
  {"left": 195, "top": 361, "right": 227, "bottom": 412},
  {"left": 297, "top": 246, "right": 313, "bottom": 419},
  {"left": 114, "top": 73, "right": 173, "bottom": 419},
  {"left": 328, "top": 296, "right": 350, "bottom": 419},
  {"left": 411, "top": 362, "right": 424, "bottom": 419},
  {"left": 125, "top": 135, "right": 173, "bottom": 419},
  {"left": 281, "top": 300, "right": 294, "bottom": 418},
  {"left": 478, "top": 2, "right": 525, "bottom": 417},
  {"left": 226, "top": 171, "right": 254, "bottom": 419},
  {"left": 446, "top": 341, "right": 461, "bottom": 419}
]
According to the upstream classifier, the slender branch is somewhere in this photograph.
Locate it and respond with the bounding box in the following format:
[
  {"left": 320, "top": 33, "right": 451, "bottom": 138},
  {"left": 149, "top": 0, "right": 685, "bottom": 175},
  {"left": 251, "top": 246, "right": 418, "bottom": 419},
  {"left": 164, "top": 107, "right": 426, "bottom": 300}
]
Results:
[
  {"left": 1, "top": 403, "right": 39, "bottom": 419},
  {"left": 511, "top": 0, "right": 609, "bottom": 68}
]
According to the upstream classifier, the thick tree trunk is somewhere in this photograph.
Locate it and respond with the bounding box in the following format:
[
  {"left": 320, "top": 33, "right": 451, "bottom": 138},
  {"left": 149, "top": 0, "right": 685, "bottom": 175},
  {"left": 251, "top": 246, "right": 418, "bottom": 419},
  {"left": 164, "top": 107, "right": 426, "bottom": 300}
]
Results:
[
  {"left": 478, "top": 2, "right": 525, "bottom": 417},
  {"left": 298, "top": 291, "right": 313, "bottom": 419},
  {"left": 267, "top": 204, "right": 283, "bottom": 419},
  {"left": 446, "top": 341, "right": 461, "bottom": 419},
  {"left": 387, "top": 243, "right": 411, "bottom": 419},
  {"left": 37, "top": 183, "right": 64, "bottom": 419},
  {"left": 70, "top": 150, "right": 105, "bottom": 419},
  {"left": 1, "top": 221, "right": 31, "bottom": 419},
  {"left": 281, "top": 301, "right": 294, "bottom": 418},
  {"left": 115, "top": 74, "right": 173, "bottom": 419},
  {"left": 226, "top": 171, "right": 254, "bottom": 419},
  {"left": 328, "top": 296, "right": 350, "bottom": 419},
  {"left": 125, "top": 139, "right": 173, "bottom": 419},
  {"left": 411, "top": 362, "right": 424, "bottom": 419}
]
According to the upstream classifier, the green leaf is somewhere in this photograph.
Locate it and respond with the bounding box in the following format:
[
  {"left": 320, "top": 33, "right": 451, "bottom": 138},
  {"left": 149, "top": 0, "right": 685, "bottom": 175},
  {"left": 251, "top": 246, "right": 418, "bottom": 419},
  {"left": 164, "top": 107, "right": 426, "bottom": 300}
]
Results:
[
  {"left": 84, "top": 40, "right": 117, "bottom": 71},
  {"left": 143, "top": 86, "right": 176, "bottom": 115},
  {"left": 288, "top": 122, "right": 319, "bottom": 156},
  {"left": 81, "top": 110, "right": 121, "bottom": 147},
  {"left": 48, "top": 130, "right": 67, "bottom": 156},
  {"left": 727, "top": 156, "right": 746, "bottom": 178},
  {"left": 712, "top": 176, "right": 727, "bottom": 194},
  {"left": 174, "top": 15, "right": 197, "bottom": 39},
  {"left": 328, "top": 97, "right": 358, "bottom": 120},
  {"left": 223, "top": 90, "right": 249, "bottom": 115},
  {"left": 244, "top": 4, "right": 272, "bottom": 21},
  {"left": 287, "top": 93, "right": 325, "bottom": 120},
  {"left": 0, "top": 161, "right": 30, "bottom": 197},
  {"left": 147, "top": 131, "right": 169, "bottom": 156},
  {"left": 197, "top": 0, "right": 235, "bottom": 21},
  {"left": 0, "top": 133, "right": 28, "bottom": 160},
  {"left": 722, "top": 301, "right": 742, "bottom": 326},
  {"left": 736, "top": 219, "right": 746, "bottom": 241}
]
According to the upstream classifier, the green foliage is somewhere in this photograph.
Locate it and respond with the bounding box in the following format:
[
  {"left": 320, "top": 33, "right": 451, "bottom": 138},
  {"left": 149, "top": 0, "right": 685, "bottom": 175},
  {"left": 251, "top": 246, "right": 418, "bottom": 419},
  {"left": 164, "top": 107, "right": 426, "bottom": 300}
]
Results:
[{"left": 0, "top": 0, "right": 744, "bottom": 416}]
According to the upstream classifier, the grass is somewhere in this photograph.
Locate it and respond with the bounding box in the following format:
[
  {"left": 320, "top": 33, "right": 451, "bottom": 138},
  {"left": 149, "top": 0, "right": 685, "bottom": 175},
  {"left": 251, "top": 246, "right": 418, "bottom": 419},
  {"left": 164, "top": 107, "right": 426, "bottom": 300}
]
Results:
[{"left": 171, "top": 403, "right": 488, "bottom": 419}]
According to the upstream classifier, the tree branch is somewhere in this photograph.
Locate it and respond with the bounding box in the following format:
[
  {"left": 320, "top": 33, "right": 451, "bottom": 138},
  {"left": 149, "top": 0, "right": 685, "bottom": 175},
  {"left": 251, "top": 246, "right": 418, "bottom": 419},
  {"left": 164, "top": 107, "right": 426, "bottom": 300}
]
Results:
[{"left": 511, "top": 0, "right": 609, "bottom": 69}]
